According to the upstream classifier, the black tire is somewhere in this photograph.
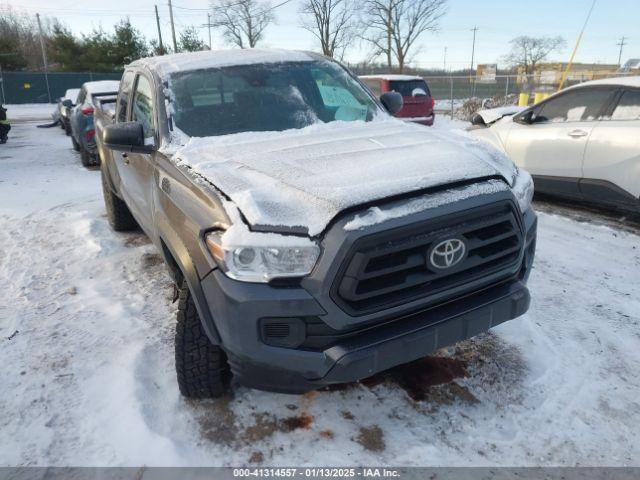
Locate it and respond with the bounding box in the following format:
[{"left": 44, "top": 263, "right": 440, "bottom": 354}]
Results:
[
  {"left": 80, "top": 147, "right": 93, "bottom": 167},
  {"left": 71, "top": 134, "right": 80, "bottom": 151},
  {"left": 175, "top": 280, "right": 230, "bottom": 399},
  {"left": 100, "top": 165, "right": 138, "bottom": 232}
]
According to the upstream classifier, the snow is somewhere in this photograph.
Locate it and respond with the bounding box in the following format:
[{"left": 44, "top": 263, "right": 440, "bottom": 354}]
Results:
[
  {"left": 83, "top": 80, "right": 121, "bottom": 96},
  {"left": 344, "top": 179, "right": 508, "bottom": 231},
  {"left": 63, "top": 88, "right": 81, "bottom": 103},
  {"left": 132, "top": 49, "right": 314, "bottom": 80},
  {"left": 359, "top": 74, "right": 424, "bottom": 81},
  {"left": 4, "top": 103, "right": 55, "bottom": 122},
  {"left": 475, "top": 106, "right": 526, "bottom": 124},
  {"left": 569, "top": 75, "right": 640, "bottom": 89},
  {"left": 170, "top": 118, "right": 517, "bottom": 236},
  {"left": 1, "top": 119, "right": 640, "bottom": 467}
]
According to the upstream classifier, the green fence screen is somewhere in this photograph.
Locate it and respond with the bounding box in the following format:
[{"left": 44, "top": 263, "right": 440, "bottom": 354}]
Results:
[{"left": 1, "top": 71, "right": 123, "bottom": 104}]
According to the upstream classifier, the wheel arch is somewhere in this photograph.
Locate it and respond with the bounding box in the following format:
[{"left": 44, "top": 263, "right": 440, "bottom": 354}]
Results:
[{"left": 156, "top": 219, "right": 222, "bottom": 346}]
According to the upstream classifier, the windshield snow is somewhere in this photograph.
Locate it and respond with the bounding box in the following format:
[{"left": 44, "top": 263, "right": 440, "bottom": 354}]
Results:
[{"left": 169, "top": 60, "right": 381, "bottom": 137}]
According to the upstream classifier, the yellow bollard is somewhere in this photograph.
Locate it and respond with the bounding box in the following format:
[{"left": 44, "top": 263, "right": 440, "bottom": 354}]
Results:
[
  {"left": 533, "top": 92, "right": 545, "bottom": 104},
  {"left": 518, "top": 93, "right": 529, "bottom": 107}
]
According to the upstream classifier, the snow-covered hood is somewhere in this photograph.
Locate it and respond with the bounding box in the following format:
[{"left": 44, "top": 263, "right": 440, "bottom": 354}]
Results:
[{"left": 171, "top": 119, "right": 517, "bottom": 236}]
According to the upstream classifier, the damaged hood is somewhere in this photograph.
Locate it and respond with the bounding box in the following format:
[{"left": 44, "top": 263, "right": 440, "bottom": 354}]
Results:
[{"left": 171, "top": 119, "right": 517, "bottom": 236}]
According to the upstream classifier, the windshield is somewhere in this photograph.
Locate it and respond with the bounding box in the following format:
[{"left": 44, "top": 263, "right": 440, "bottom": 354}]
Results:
[{"left": 169, "top": 60, "right": 382, "bottom": 137}]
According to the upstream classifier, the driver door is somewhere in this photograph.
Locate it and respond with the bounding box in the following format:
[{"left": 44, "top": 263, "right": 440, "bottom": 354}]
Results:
[
  {"left": 120, "top": 73, "right": 157, "bottom": 234},
  {"left": 504, "top": 87, "right": 617, "bottom": 196}
]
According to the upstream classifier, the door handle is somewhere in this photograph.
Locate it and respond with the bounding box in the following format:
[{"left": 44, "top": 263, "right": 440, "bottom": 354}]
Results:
[
  {"left": 568, "top": 129, "right": 588, "bottom": 138},
  {"left": 122, "top": 152, "right": 129, "bottom": 165}
]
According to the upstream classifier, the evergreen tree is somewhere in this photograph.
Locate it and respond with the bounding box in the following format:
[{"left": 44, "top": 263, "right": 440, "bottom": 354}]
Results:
[
  {"left": 179, "top": 26, "right": 207, "bottom": 52},
  {"left": 49, "top": 23, "right": 84, "bottom": 71},
  {"left": 110, "top": 19, "right": 149, "bottom": 68}
]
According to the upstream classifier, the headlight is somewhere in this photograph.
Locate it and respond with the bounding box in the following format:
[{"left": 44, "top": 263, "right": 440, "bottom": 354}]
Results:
[
  {"left": 513, "top": 169, "right": 534, "bottom": 213},
  {"left": 205, "top": 230, "right": 320, "bottom": 283}
]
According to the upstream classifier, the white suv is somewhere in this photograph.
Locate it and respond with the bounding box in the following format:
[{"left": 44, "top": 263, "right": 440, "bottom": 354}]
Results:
[{"left": 470, "top": 77, "right": 640, "bottom": 212}]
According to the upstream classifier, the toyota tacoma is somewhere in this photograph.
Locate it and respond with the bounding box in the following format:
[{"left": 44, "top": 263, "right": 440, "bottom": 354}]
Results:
[{"left": 94, "top": 49, "right": 537, "bottom": 398}]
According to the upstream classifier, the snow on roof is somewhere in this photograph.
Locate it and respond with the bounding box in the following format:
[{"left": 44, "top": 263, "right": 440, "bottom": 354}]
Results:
[
  {"left": 130, "top": 49, "right": 315, "bottom": 79},
  {"left": 63, "top": 88, "right": 80, "bottom": 102},
  {"left": 568, "top": 76, "right": 640, "bottom": 89},
  {"left": 83, "top": 80, "right": 121, "bottom": 95},
  {"left": 360, "top": 74, "right": 424, "bottom": 81}
]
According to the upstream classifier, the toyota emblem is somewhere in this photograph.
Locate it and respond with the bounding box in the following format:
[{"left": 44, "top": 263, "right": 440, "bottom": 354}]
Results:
[{"left": 428, "top": 238, "right": 467, "bottom": 270}]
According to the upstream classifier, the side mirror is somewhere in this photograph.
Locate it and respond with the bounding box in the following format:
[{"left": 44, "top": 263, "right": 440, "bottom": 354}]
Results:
[
  {"left": 103, "top": 122, "right": 154, "bottom": 153},
  {"left": 514, "top": 110, "right": 534, "bottom": 125},
  {"left": 380, "top": 91, "right": 403, "bottom": 115},
  {"left": 62, "top": 99, "right": 73, "bottom": 108}
]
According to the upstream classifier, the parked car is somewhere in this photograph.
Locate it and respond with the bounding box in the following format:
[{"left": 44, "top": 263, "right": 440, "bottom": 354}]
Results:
[
  {"left": 95, "top": 49, "right": 536, "bottom": 398},
  {"left": 58, "top": 88, "right": 80, "bottom": 135},
  {"left": 69, "top": 80, "right": 120, "bottom": 167},
  {"left": 469, "top": 77, "right": 640, "bottom": 212},
  {"left": 360, "top": 74, "right": 435, "bottom": 125}
]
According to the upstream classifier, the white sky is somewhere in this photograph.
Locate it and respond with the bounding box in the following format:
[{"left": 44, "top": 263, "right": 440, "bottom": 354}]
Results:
[{"left": 4, "top": 0, "right": 639, "bottom": 70}]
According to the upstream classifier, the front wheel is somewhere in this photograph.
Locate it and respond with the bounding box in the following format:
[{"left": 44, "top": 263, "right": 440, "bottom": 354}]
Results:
[{"left": 175, "top": 280, "right": 230, "bottom": 398}]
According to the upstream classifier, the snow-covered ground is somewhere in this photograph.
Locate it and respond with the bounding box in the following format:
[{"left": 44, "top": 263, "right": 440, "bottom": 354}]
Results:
[
  {"left": 5, "top": 104, "right": 56, "bottom": 123},
  {"left": 1, "top": 120, "right": 639, "bottom": 467}
]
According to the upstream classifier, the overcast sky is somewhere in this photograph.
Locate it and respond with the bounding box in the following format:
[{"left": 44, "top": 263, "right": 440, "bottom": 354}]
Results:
[{"left": 6, "top": 0, "right": 640, "bottom": 69}]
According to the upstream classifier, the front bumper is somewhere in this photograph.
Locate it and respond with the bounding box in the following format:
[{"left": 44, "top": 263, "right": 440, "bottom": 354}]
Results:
[
  {"left": 202, "top": 271, "right": 531, "bottom": 393},
  {"left": 199, "top": 193, "right": 537, "bottom": 394}
]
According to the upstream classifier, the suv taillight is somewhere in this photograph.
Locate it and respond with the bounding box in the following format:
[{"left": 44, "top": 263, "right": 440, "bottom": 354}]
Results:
[{"left": 81, "top": 106, "right": 94, "bottom": 115}]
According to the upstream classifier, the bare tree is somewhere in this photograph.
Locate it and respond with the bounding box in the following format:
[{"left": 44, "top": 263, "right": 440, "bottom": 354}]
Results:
[
  {"left": 362, "top": 0, "right": 446, "bottom": 72},
  {"left": 211, "top": 0, "right": 274, "bottom": 49},
  {"left": 300, "top": 0, "right": 357, "bottom": 60},
  {"left": 504, "top": 36, "right": 566, "bottom": 75}
]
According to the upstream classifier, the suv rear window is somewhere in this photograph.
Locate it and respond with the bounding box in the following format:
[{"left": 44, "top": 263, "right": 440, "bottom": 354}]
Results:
[{"left": 389, "top": 79, "right": 431, "bottom": 97}]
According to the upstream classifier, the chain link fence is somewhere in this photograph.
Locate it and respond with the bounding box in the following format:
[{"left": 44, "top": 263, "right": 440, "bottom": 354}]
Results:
[
  {"left": 424, "top": 72, "right": 637, "bottom": 118},
  {"left": 0, "top": 71, "right": 123, "bottom": 104}
]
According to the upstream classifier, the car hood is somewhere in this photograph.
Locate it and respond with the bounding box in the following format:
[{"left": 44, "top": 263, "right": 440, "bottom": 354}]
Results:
[{"left": 170, "top": 119, "right": 517, "bottom": 236}]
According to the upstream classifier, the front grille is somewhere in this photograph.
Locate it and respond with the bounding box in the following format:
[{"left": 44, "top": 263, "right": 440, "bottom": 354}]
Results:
[{"left": 333, "top": 201, "right": 523, "bottom": 315}]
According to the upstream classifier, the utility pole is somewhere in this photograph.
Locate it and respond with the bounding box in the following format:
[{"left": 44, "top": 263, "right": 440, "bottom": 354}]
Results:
[
  {"left": 168, "top": 0, "right": 178, "bottom": 53},
  {"left": 469, "top": 26, "right": 478, "bottom": 73},
  {"left": 35, "top": 13, "right": 51, "bottom": 104},
  {"left": 155, "top": 5, "right": 165, "bottom": 55},
  {"left": 470, "top": 26, "right": 478, "bottom": 96},
  {"left": 617, "top": 36, "right": 627, "bottom": 67},
  {"left": 207, "top": 13, "right": 212, "bottom": 50},
  {"left": 443, "top": 46, "right": 447, "bottom": 71}
]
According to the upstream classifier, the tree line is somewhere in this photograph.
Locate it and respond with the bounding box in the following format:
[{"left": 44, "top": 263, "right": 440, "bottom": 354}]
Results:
[{"left": 0, "top": 0, "right": 564, "bottom": 75}]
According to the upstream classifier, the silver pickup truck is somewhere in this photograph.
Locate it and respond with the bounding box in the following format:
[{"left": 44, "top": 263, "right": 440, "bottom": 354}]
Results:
[{"left": 94, "top": 49, "right": 537, "bottom": 398}]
